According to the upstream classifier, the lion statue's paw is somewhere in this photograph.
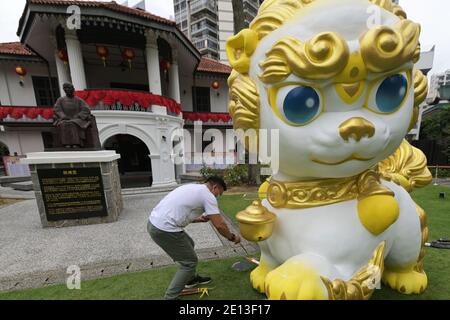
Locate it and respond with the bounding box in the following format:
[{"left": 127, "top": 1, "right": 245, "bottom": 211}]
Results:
[
  {"left": 382, "top": 268, "right": 428, "bottom": 295},
  {"left": 263, "top": 258, "right": 328, "bottom": 300},
  {"left": 250, "top": 260, "right": 270, "bottom": 293}
]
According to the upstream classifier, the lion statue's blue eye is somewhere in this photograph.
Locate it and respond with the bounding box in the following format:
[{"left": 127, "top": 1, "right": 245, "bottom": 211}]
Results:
[
  {"left": 283, "top": 86, "right": 321, "bottom": 125},
  {"left": 375, "top": 74, "right": 408, "bottom": 113}
]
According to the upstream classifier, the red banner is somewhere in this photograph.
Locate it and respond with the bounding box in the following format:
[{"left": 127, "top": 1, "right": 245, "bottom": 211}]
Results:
[
  {"left": 0, "top": 107, "right": 54, "bottom": 120},
  {"left": 183, "top": 112, "right": 232, "bottom": 123},
  {"left": 75, "top": 90, "right": 182, "bottom": 114},
  {"left": 0, "top": 90, "right": 183, "bottom": 121}
]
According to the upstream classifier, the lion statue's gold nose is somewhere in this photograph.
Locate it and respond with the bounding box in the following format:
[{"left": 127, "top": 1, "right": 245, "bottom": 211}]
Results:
[{"left": 339, "top": 117, "right": 375, "bottom": 142}]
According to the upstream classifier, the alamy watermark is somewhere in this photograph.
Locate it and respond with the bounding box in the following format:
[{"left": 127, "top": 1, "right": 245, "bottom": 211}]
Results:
[
  {"left": 366, "top": 5, "right": 383, "bottom": 29},
  {"left": 364, "top": 265, "right": 382, "bottom": 290},
  {"left": 66, "top": 265, "right": 81, "bottom": 290},
  {"left": 170, "top": 125, "right": 280, "bottom": 175},
  {"left": 66, "top": 5, "right": 81, "bottom": 30}
]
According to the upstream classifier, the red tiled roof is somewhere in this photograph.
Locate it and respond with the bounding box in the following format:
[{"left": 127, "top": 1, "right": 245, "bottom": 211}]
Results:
[
  {"left": 0, "top": 42, "right": 35, "bottom": 56},
  {"left": 197, "top": 57, "right": 232, "bottom": 75},
  {"left": 25, "top": 0, "right": 175, "bottom": 26}
]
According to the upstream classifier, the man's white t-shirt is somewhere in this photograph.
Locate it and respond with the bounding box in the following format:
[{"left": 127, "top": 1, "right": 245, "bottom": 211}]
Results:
[{"left": 149, "top": 184, "right": 220, "bottom": 232}]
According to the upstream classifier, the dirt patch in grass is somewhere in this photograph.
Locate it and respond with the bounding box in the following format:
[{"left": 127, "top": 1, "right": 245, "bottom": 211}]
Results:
[
  {"left": 0, "top": 198, "right": 23, "bottom": 208},
  {"left": 226, "top": 186, "right": 259, "bottom": 195}
]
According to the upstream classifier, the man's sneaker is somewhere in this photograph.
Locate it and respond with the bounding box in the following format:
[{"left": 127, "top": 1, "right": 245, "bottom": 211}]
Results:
[{"left": 185, "top": 275, "right": 212, "bottom": 288}]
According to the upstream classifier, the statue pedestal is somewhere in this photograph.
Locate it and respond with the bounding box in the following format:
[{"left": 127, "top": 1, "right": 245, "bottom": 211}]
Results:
[{"left": 21, "top": 151, "right": 123, "bottom": 228}]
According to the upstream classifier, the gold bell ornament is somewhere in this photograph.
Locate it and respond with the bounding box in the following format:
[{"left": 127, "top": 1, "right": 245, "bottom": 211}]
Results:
[{"left": 236, "top": 200, "right": 277, "bottom": 242}]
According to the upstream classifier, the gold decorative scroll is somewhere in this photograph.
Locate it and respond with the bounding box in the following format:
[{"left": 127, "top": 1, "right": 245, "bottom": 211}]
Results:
[
  {"left": 322, "top": 242, "right": 386, "bottom": 300},
  {"left": 360, "top": 20, "right": 421, "bottom": 73},
  {"left": 379, "top": 140, "right": 432, "bottom": 192},
  {"left": 259, "top": 32, "right": 350, "bottom": 83}
]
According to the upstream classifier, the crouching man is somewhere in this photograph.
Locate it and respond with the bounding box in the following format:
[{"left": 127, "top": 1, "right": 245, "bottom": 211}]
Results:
[{"left": 147, "top": 176, "right": 241, "bottom": 300}]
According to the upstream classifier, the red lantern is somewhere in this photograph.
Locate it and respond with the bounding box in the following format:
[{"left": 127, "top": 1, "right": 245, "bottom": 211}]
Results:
[
  {"left": 57, "top": 49, "right": 69, "bottom": 65},
  {"left": 160, "top": 59, "right": 171, "bottom": 72},
  {"left": 122, "top": 48, "right": 135, "bottom": 70},
  {"left": 96, "top": 46, "right": 109, "bottom": 67},
  {"left": 15, "top": 66, "right": 27, "bottom": 84},
  {"left": 15, "top": 66, "right": 27, "bottom": 77},
  {"left": 212, "top": 81, "right": 220, "bottom": 90},
  {"left": 160, "top": 59, "right": 171, "bottom": 82}
]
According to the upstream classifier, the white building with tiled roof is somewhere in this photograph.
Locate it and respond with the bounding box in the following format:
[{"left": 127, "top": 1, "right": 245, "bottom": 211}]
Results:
[{"left": 0, "top": 0, "right": 233, "bottom": 188}]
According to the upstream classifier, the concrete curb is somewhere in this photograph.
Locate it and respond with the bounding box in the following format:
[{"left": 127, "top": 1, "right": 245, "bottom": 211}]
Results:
[
  {"left": 0, "top": 205, "right": 260, "bottom": 293},
  {"left": 0, "top": 244, "right": 259, "bottom": 293}
]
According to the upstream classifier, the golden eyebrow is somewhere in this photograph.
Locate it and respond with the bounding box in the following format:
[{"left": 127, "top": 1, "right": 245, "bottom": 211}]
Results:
[
  {"left": 359, "top": 20, "right": 421, "bottom": 73},
  {"left": 259, "top": 32, "right": 350, "bottom": 84}
]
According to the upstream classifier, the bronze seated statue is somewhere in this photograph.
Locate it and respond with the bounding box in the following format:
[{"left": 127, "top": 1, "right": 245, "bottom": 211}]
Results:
[{"left": 52, "top": 83, "right": 101, "bottom": 150}]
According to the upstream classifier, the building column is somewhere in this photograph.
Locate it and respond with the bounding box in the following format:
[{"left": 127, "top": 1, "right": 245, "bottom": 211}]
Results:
[
  {"left": 0, "top": 65, "right": 12, "bottom": 105},
  {"left": 65, "top": 29, "right": 87, "bottom": 90},
  {"left": 150, "top": 154, "right": 177, "bottom": 187},
  {"left": 149, "top": 154, "right": 163, "bottom": 184},
  {"left": 145, "top": 30, "right": 162, "bottom": 96},
  {"left": 54, "top": 51, "right": 72, "bottom": 95},
  {"left": 169, "top": 49, "right": 181, "bottom": 103}
]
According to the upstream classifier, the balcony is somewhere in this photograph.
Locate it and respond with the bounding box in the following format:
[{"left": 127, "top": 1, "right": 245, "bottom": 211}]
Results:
[
  {"left": 194, "top": 38, "right": 219, "bottom": 51},
  {"left": 0, "top": 90, "right": 182, "bottom": 124},
  {"left": 190, "top": 14, "right": 218, "bottom": 28},
  {"left": 190, "top": 0, "right": 216, "bottom": 15},
  {"left": 193, "top": 34, "right": 218, "bottom": 46},
  {"left": 191, "top": 20, "right": 218, "bottom": 35}
]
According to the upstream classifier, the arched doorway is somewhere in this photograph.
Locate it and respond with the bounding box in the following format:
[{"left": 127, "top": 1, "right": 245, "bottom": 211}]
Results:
[
  {"left": 0, "top": 141, "right": 10, "bottom": 176},
  {"left": 103, "top": 135, "right": 153, "bottom": 188}
]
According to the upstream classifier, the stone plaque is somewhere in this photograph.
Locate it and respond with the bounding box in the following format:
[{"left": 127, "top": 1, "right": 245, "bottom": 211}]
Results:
[{"left": 37, "top": 167, "right": 107, "bottom": 221}]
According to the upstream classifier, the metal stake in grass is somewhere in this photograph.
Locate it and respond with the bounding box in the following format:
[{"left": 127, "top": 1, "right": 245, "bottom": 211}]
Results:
[
  {"left": 231, "top": 242, "right": 259, "bottom": 272},
  {"left": 219, "top": 207, "right": 259, "bottom": 272}
]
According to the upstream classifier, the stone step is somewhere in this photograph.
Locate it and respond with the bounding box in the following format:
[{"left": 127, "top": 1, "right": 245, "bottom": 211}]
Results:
[
  {"left": 180, "top": 173, "right": 203, "bottom": 183},
  {"left": 8, "top": 181, "right": 34, "bottom": 192},
  {"left": 121, "top": 185, "right": 178, "bottom": 196},
  {"left": 0, "top": 176, "right": 31, "bottom": 186},
  {"left": 0, "top": 186, "right": 35, "bottom": 199}
]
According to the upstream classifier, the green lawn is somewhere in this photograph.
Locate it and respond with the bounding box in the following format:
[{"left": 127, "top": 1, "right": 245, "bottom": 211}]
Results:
[{"left": 0, "top": 186, "right": 449, "bottom": 300}]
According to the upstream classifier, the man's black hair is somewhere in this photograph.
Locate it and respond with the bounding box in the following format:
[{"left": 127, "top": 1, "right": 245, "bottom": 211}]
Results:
[{"left": 205, "top": 176, "right": 227, "bottom": 191}]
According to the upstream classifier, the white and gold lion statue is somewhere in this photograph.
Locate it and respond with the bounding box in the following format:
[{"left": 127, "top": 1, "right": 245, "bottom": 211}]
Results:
[{"left": 227, "top": 0, "right": 432, "bottom": 300}]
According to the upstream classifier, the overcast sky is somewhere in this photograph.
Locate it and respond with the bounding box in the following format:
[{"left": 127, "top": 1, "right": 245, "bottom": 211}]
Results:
[{"left": 0, "top": 0, "right": 448, "bottom": 75}]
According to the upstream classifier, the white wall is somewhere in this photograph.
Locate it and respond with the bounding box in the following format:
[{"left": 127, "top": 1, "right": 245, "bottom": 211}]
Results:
[
  {"left": 0, "top": 129, "right": 45, "bottom": 156},
  {"left": 0, "top": 61, "right": 53, "bottom": 107},
  {"left": 179, "top": 75, "right": 229, "bottom": 113},
  {"left": 180, "top": 73, "right": 194, "bottom": 112},
  {"left": 195, "top": 77, "right": 229, "bottom": 113},
  {"left": 0, "top": 66, "right": 12, "bottom": 105},
  {"left": 218, "top": 0, "right": 235, "bottom": 63},
  {"left": 85, "top": 65, "right": 149, "bottom": 90}
]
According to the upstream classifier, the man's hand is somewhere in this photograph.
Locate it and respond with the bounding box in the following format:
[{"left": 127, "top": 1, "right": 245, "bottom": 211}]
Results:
[
  {"left": 231, "top": 234, "right": 241, "bottom": 245},
  {"left": 192, "top": 215, "right": 210, "bottom": 223},
  {"left": 208, "top": 214, "right": 242, "bottom": 244}
]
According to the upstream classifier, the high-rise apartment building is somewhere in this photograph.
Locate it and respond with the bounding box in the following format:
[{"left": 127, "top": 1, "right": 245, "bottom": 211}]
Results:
[{"left": 174, "top": 0, "right": 263, "bottom": 62}]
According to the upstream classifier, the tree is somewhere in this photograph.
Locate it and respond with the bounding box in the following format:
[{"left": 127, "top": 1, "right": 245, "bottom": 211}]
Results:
[
  {"left": 231, "top": 0, "right": 261, "bottom": 185},
  {"left": 232, "top": 0, "right": 247, "bottom": 33},
  {"left": 421, "top": 105, "right": 450, "bottom": 161}
]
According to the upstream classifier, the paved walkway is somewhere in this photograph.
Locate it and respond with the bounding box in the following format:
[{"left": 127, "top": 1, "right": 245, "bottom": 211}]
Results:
[
  {"left": 438, "top": 179, "right": 450, "bottom": 187},
  {"left": 0, "top": 193, "right": 257, "bottom": 292},
  {"left": 0, "top": 186, "right": 35, "bottom": 200}
]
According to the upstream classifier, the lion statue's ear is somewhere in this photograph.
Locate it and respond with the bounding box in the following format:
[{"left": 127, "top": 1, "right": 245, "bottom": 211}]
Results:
[{"left": 226, "top": 29, "right": 258, "bottom": 74}]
